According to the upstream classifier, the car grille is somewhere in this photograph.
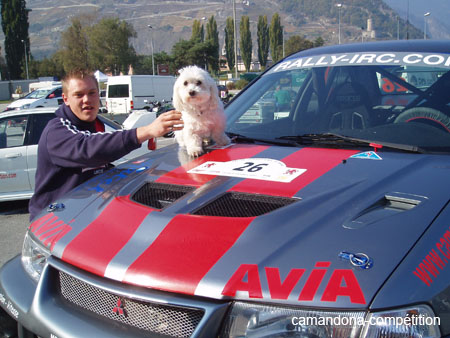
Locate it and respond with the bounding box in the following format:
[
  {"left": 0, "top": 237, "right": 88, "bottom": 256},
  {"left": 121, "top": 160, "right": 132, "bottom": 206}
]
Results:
[
  {"left": 193, "top": 192, "right": 298, "bottom": 217},
  {"left": 131, "top": 182, "right": 195, "bottom": 209},
  {"left": 59, "top": 271, "right": 204, "bottom": 337}
]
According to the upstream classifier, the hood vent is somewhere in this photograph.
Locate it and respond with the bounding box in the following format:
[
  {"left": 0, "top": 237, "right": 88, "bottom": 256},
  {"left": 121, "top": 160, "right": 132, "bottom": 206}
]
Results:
[
  {"left": 132, "top": 182, "right": 195, "bottom": 209},
  {"left": 193, "top": 192, "right": 298, "bottom": 218}
]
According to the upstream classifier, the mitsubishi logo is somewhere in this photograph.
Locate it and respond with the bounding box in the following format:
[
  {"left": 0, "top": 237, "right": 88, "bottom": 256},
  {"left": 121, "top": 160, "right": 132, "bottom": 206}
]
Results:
[{"left": 112, "top": 297, "right": 127, "bottom": 318}]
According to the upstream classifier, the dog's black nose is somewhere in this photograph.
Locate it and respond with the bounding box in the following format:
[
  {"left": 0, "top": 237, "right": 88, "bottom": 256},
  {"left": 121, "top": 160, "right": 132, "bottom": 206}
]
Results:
[{"left": 189, "top": 91, "right": 196, "bottom": 97}]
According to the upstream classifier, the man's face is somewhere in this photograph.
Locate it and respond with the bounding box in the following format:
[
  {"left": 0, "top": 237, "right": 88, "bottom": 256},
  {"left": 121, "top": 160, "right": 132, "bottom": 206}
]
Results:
[{"left": 62, "top": 77, "right": 100, "bottom": 122}]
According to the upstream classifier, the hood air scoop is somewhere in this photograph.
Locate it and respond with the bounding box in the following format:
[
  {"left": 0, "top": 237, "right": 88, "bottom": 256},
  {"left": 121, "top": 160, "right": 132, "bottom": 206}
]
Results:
[
  {"left": 193, "top": 192, "right": 299, "bottom": 217},
  {"left": 131, "top": 182, "right": 195, "bottom": 209}
]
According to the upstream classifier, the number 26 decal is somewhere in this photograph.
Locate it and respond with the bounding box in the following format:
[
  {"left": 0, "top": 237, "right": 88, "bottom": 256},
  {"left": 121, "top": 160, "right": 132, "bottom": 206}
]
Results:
[{"left": 233, "top": 162, "right": 269, "bottom": 172}]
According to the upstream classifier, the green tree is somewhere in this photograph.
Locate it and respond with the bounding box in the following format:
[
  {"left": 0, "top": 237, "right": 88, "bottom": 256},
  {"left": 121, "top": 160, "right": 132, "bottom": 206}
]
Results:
[
  {"left": 60, "top": 17, "right": 90, "bottom": 72},
  {"left": 87, "top": 18, "right": 137, "bottom": 75},
  {"left": 285, "top": 35, "right": 313, "bottom": 56},
  {"left": 28, "top": 53, "right": 64, "bottom": 79},
  {"left": 1, "top": 0, "right": 30, "bottom": 79},
  {"left": 313, "top": 36, "right": 325, "bottom": 47},
  {"left": 224, "top": 17, "right": 235, "bottom": 72},
  {"left": 269, "top": 13, "right": 283, "bottom": 63},
  {"left": 134, "top": 51, "right": 173, "bottom": 75},
  {"left": 257, "top": 15, "right": 269, "bottom": 70},
  {"left": 205, "top": 15, "right": 219, "bottom": 74},
  {"left": 239, "top": 16, "right": 252, "bottom": 72},
  {"left": 0, "top": 46, "right": 7, "bottom": 79},
  {"left": 191, "top": 19, "right": 204, "bottom": 42},
  {"left": 171, "top": 39, "right": 215, "bottom": 71}
]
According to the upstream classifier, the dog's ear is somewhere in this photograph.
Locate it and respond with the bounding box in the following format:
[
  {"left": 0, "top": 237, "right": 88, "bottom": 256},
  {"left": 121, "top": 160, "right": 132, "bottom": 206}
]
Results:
[{"left": 208, "top": 82, "right": 220, "bottom": 111}]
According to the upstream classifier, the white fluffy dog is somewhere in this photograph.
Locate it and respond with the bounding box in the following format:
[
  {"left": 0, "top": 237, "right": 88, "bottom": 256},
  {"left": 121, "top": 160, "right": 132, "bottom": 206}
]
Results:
[{"left": 173, "top": 65, "right": 230, "bottom": 157}]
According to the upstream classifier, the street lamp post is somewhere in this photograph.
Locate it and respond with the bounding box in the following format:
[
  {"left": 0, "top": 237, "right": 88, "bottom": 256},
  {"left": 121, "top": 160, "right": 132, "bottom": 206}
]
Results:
[
  {"left": 21, "top": 40, "right": 29, "bottom": 80},
  {"left": 424, "top": 12, "right": 430, "bottom": 39},
  {"left": 336, "top": 3, "right": 342, "bottom": 44},
  {"left": 147, "top": 25, "right": 155, "bottom": 76},
  {"left": 406, "top": 0, "right": 410, "bottom": 40}
]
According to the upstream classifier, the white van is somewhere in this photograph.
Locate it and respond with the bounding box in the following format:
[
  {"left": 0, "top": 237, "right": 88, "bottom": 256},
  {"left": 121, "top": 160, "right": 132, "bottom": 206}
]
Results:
[{"left": 106, "top": 75, "right": 176, "bottom": 114}]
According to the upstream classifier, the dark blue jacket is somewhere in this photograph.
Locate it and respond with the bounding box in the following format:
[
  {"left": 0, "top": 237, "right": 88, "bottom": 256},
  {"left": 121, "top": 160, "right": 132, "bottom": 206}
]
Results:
[{"left": 29, "top": 104, "right": 141, "bottom": 220}]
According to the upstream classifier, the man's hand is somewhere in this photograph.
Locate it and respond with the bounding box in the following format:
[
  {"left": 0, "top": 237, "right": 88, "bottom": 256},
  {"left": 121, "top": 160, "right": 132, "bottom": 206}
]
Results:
[{"left": 136, "top": 110, "right": 183, "bottom": 144}]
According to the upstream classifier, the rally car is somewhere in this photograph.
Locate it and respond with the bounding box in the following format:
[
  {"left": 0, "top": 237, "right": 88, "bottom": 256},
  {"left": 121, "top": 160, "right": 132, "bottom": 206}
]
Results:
[{"left": 1, "top": 40, "right": 450, "bottom": 337}]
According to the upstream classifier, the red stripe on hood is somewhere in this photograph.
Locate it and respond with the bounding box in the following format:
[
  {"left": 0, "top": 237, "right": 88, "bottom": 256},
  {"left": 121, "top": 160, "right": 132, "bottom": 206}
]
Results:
[
  {"left": 61, "top": 196, "right": 152, "bottom": 277},
  {"left": 123, "top": 214, "right": 254, "bottom": 294},
  {"left": 122, "top": 148, "right": 359, "bottom": 295},
  {"left": 231, "top": 148, "right": 359, "bottom": 197},
  {"left": 156, "top": 144, "right": 268, "bottom": 187}
]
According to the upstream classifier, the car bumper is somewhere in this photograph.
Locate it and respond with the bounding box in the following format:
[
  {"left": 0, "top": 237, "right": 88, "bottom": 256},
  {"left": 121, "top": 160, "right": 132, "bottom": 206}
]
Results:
[{"left": 0, "top": 255, "right": 229, "bottom": 337}]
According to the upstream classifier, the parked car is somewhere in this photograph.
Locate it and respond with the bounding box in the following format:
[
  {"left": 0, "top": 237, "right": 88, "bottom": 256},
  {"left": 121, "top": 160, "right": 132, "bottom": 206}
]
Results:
[
  {"left": 4, "top": 86, "right": 64, "bottom": 111},
  {"left": 0, "top": 108, "right": 150, "bottom": 202},
  {"left": 1, "top": 40, "right": 450, "bottom": 337}
]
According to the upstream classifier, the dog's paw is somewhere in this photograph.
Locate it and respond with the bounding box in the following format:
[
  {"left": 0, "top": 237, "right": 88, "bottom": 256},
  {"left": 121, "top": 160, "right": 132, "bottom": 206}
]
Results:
[
  {"left": 186, "top": 145, "right": 204, "bottom": 157},
  {"left": 215, "top": 133, "right": 231, "bottom": 146}
]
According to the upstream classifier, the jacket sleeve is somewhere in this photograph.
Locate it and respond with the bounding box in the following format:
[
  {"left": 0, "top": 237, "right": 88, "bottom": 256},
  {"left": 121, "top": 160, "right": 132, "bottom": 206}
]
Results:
[{"left": 45, "top": 118, "right": 142, "bottom": 168}]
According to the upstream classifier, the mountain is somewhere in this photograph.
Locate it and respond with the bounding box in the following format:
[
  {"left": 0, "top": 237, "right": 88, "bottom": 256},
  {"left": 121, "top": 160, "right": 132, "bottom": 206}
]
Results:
[
  {"left": 383, "top": 0, "right": 450, "bottom": 40},
  {"left": 1, "top": 0, "right": 449, "bottom": 60}
]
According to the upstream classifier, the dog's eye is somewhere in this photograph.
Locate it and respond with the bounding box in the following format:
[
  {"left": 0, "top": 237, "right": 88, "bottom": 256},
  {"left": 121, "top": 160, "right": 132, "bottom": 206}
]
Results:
[
  {"left": 196, "top": 80, "right": 202, "bottom": 86},
  {"left": 183, "top": 81, "right": 188, "bottom": 86}
]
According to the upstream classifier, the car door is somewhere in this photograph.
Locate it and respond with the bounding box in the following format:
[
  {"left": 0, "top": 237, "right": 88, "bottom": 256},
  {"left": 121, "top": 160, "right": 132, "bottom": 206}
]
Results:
[
  {"left": 43, "top": 87, "right": 63, "bottom": 107},
  {"left": 0, "top": 114, "right": 31, "bottom": 195}
]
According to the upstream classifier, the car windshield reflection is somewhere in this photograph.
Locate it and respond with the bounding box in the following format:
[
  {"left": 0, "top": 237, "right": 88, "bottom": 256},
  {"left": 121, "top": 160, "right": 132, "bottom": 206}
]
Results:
[{"left": 226, "top": 51, "right": 450, "bottom": 153}]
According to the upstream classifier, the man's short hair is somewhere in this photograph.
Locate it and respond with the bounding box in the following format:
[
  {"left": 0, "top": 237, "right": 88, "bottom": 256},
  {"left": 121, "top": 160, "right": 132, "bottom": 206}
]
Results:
[{"left": 62, "top": 69, "right": 99, "bottom": 94}]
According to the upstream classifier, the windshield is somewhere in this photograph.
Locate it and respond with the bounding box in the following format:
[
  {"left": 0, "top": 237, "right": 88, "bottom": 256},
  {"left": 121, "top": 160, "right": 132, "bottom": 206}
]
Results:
[
  {"left": 226, "top": 51, "right": 450, "bottom": 153},
  {"left": 24, "top": 88, "right": 56, "bottom": 99}
]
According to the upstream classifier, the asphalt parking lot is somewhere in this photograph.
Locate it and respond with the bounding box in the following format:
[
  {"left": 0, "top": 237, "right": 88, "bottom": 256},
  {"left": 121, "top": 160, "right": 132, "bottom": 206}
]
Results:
[{"left": 0, "top": 200, "right": 29, "bottom": 267}]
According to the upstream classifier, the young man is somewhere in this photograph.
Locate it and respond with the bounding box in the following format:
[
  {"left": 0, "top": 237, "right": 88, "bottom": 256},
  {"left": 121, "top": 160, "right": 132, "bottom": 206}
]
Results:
[{"left": 29, "top": 69, "right": 183, "bottom": 220}]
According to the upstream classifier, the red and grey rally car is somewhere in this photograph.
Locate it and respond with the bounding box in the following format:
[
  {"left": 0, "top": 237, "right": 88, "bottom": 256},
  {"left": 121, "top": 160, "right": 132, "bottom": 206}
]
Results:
[{"left": 1, "top": 40, "right": 450, "bottom": 337}]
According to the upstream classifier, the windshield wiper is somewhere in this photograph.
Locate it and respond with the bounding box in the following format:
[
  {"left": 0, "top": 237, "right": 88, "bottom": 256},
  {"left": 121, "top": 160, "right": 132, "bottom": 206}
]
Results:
[
  {"left": 277, "top": 133, "right": 426, "bottom": 153},
  {"left": 226, "top": 132, "right": 298, "bottom": 147}
]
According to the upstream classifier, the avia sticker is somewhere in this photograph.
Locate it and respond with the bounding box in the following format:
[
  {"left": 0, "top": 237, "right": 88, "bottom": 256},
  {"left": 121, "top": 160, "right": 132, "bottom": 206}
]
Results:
[
  {"left": 29, "top": 213, "right": 72, "bottom": 251},
  {"left": 188, "top": 158, "right": 306, "bottom": 183},
  {"left": 222, "top": 262, "right": 366, "bottom": 304},
  {"left": 413, "top": 225, "right": 450, "bottom": 286},
  {"left": 350, "top": 151, "right": 382, "bottom": 160}
]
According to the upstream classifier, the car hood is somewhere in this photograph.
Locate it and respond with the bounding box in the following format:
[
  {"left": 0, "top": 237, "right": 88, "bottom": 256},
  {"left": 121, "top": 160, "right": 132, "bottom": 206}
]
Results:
[
  {"left": 29, "top": 144, "right": 450, "bottom": 309},
  {"left": 7, "top": 98, "right": 38, "bottom": 108}
]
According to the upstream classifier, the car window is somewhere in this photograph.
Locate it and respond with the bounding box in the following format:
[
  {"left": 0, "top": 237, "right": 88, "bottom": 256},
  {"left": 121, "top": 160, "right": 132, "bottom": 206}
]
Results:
[
  {"left": 51, "top": 87, "right": 62, "bottom": 98},
  {"left": 108, "top": 84, "right": 129, "bottom": 98},
  {"left": 25, "top": 88, "right": 54, "bottom": 99},
  {"left": 0, "top": 115, "right": 29, "bottom": 148},
  {"left": 226, "top": 52, "right": 450, "bottom": 153},
  {"left": 236, "top": 71, "right": 307, "bottom": 124},
  {"left": 27, "top": 113, "right": 56, "bottom": 145}
]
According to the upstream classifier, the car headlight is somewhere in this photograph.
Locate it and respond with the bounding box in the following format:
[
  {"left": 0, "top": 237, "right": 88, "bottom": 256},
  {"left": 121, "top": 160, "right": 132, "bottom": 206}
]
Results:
[
  {"left": 21, "top": 104, "right": 30, "bottom": 109},
  {"left": 221, "top": 302, "right": 440, "bottom": 337},
  {"left": 21, "top": 231, "right": 50, "bottom": 282}
]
